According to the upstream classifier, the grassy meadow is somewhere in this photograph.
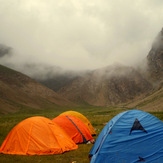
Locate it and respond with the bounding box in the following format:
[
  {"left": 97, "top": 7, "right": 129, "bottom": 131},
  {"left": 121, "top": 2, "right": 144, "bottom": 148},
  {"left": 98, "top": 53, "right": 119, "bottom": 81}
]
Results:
[{"left": 0, "top": 106, "right": 163, "bottom": 163}]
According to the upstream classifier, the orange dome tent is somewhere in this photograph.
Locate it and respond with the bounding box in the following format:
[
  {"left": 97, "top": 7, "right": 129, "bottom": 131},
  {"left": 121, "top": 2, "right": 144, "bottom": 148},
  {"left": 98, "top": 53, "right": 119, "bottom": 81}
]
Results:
[
  {"left": 60, "top": 111, "right": 96, "bottom": 135},
  {"left": 0, "top": 116, "right": 78, "bottom": 155},
  {"left": 52, "top": 115, "right": 94, "bottom": 144}
]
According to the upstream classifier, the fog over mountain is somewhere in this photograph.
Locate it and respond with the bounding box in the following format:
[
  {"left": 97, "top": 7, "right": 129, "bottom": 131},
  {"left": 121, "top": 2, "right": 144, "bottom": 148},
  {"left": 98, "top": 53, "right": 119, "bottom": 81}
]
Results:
[{"left": 0, "top": 0, "right": 163, "bottom": 78}]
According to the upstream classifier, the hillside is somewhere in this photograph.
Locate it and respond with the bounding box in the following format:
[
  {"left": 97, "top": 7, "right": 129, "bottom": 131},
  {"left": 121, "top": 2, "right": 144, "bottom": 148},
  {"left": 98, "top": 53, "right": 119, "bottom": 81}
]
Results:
[
  {"left": 57, "top": 65, "right": 152, "bottom": 106},
  {"left": 0, "top": 65, "right": 74, "bottom": 114},
  {"left": 130, "top": 28, "right": 163, "bottom": 111},
  {"left": 125, "top": 84, "right": 163, "bottom": 111}
]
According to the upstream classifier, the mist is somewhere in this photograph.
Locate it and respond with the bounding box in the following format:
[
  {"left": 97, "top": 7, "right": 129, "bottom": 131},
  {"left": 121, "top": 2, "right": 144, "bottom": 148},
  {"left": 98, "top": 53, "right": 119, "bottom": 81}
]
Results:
[{"left": 0, "top": 0, "right": 163, "bottom": 78}]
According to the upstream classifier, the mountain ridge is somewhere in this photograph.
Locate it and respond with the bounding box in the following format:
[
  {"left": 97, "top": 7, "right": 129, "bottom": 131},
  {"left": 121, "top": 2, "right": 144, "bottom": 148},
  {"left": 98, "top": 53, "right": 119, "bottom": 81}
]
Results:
[
  {"left": 0, "top": 64, "right": 74, "bottom": 114},
  {"left": 57, "top": 65, "right": 152, "bottom": 106}
]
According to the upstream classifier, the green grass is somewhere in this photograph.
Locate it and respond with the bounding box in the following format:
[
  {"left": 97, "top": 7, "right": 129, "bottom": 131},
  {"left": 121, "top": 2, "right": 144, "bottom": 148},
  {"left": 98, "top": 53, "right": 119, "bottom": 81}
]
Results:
[
  {"left": 0, "top": 144, "right": 93, "bottom": 163},
  {"left": 0, "top": 106, "right": 162, "bottom": 163}
]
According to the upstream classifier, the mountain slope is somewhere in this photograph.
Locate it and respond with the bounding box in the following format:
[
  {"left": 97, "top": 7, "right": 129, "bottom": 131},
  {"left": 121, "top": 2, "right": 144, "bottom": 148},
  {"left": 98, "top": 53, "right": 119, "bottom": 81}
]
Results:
[
  {"left": 46, "top": 28, "right": 163, "bottom": 108},
  {"left": 126, "top": 84, "right": 163, "bottom": 111},
  {"left": 0, "top": 65, "right": 74, "bottom": 114},
  {"left": 130, "top": 28, "right": 163, "bottom": 111},
  {"left": 147, "top": 28, "right": 163, "bottom": 84},
  {"left": 57, "top": 65, "right": 152, "bottom": 106}
]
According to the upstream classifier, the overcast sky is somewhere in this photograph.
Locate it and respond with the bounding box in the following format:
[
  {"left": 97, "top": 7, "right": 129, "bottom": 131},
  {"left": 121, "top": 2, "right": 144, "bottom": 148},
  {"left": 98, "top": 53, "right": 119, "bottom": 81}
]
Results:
[{"left": 0, "top": 0, "right": 163, "bottom": 75}]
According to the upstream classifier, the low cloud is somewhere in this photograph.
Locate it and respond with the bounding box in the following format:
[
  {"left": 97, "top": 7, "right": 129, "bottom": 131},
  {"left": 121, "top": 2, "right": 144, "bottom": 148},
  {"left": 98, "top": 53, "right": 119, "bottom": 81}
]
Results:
[
  {"left": 0, "top": 44, "right": 12, "bottom": 58},
  {"left": 0, "top": 0, "right": 163, "bottom": 77}
]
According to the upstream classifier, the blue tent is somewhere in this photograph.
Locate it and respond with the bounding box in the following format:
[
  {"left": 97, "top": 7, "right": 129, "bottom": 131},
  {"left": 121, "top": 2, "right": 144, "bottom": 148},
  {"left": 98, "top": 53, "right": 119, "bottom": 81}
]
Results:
[{"left": 89, "top": 109, "right": 163, "bottom": 163}]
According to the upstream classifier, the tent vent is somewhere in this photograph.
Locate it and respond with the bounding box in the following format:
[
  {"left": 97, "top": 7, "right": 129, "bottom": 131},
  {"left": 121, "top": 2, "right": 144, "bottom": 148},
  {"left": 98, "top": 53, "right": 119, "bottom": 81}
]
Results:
[{"left": 129, "top": 118, "right": 147, "bottom": 135}]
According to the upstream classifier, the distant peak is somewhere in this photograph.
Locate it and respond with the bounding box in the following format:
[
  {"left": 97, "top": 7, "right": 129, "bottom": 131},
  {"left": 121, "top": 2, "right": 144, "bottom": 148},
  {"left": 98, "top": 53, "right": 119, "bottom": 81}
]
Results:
[{"left": 161, "top": 27, "right": 163, "bottom": 34}]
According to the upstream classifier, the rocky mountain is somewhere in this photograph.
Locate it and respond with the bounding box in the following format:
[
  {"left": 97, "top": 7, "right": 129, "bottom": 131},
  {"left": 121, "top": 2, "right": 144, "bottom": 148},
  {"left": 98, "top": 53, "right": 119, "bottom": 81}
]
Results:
[
  {"left": 0, "top": 64, "right": 74, "bottom": 114},
  {"left": 57, "top": 65, "right": 152, "bottom": 106},
  {"left": 147, "top": 28, "right": 163, "bottom": 85},
  {"left": 43, "top": 28, "right": 163, "bottom": 107},
  {"left": 39, "top": 72, "right": 81, "bottom": 92}
]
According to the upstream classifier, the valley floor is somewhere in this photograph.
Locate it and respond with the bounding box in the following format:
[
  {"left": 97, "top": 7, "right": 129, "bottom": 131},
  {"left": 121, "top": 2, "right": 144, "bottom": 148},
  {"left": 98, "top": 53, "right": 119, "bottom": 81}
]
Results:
[{"left": 0, "top": 106, "right": 163, "bottom": 163}]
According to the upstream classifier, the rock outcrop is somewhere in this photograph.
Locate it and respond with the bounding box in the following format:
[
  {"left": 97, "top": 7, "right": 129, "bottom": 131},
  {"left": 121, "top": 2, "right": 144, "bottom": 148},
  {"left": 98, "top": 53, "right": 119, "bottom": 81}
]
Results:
[
  {"left": 58, "top": 65, "right": 152, "bottom": 106},
  {"left": 147, "top": 28, "right": 163, "bottom": 85}
]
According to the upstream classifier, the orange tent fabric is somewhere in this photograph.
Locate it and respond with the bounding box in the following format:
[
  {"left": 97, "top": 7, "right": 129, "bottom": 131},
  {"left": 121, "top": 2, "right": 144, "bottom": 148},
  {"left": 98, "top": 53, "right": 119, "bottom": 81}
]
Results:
[
  {"left": 52, "top": 115, "right": 93, "bottom": 144},
  {"left": 60, "top": 111, "right": 96, "bottom": 135},
  {"left": 0, "top": 116, "right": 78, "bottom": 155}
]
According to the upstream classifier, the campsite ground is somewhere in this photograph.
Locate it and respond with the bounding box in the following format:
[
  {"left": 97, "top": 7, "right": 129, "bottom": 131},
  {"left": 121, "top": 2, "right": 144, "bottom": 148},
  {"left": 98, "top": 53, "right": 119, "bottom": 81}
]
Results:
[{"left": 0, "top": 106, "right": 163, "bottom": 163}]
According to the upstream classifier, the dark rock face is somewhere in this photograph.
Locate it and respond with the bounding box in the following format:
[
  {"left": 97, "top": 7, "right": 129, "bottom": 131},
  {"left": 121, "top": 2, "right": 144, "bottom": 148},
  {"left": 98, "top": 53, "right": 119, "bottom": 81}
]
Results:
[
  {"left": 58, "top": 65, "right": 152, "bottom": 106},
  {"left": 147, "top": 28, "right": 163, "bottom": 83}
]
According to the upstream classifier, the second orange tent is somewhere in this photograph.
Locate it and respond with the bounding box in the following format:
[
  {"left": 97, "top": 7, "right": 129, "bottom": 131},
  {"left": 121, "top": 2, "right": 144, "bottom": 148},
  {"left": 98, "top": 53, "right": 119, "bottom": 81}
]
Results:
[{"left": 52, "top": 115, "right": 94, "bottom": 144}]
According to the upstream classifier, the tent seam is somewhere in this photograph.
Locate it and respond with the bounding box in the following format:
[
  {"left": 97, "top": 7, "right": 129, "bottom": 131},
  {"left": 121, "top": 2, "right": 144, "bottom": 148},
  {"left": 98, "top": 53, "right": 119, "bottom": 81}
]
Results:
[{"left": 66, "top": 116, "right": 88, "bottom": 143}]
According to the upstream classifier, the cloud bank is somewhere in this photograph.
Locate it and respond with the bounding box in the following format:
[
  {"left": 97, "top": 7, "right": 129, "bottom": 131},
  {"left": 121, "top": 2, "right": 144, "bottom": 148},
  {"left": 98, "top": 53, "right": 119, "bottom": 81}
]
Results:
[{"left": 0, "top": 0, "right": 163, "bottom": 75}]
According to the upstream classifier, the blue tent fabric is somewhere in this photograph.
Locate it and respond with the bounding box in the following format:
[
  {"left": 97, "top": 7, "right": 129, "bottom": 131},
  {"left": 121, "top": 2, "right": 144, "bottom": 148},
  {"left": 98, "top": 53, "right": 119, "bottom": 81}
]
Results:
[{"left": 89, "top": 109, "right": 163, "bottom": 163}]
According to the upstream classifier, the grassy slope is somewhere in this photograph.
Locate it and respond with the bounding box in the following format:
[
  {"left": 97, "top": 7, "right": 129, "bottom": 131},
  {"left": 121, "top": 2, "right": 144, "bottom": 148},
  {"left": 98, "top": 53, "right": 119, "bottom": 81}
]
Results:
[
  {"left": 125, "top": 87, "right": 163, "bottom": 111},
  {"left": 0, "top": 64, "right": 75, "bottom": 114},
  {"left": 0, "top": 106, "right": 162, "bottom": 163}
]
